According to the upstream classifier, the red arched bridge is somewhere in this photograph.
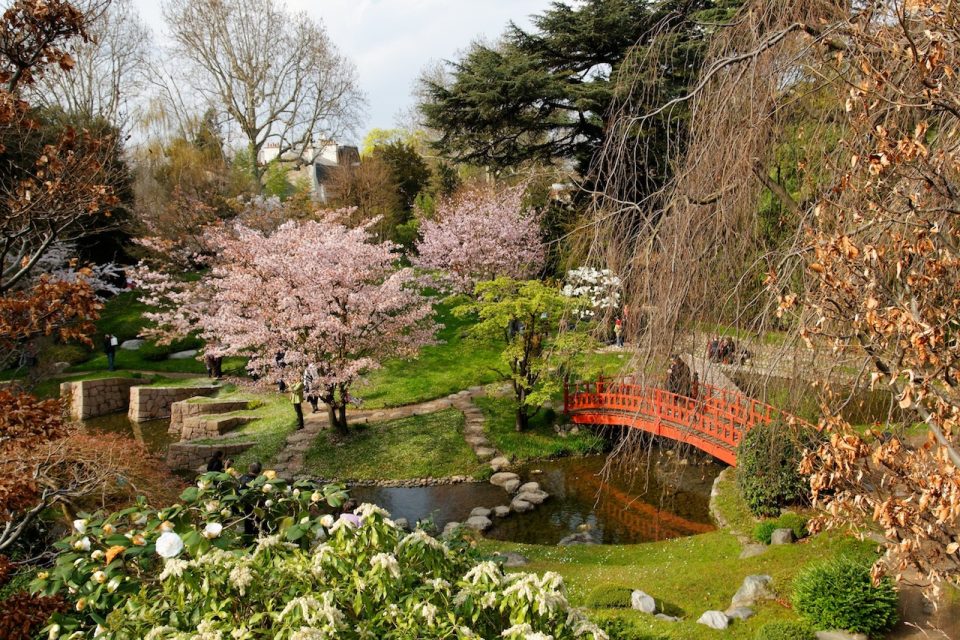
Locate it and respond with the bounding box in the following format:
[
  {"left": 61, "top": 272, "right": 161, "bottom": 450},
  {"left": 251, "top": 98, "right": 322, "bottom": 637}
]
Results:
[{"left": 563, "top": 376, "right": 804, "bottom": 466}]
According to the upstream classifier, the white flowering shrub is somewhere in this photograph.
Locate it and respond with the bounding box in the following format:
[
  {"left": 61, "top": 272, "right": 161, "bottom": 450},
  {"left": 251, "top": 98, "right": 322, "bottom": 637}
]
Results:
[
  {"left": 560, "top": 267, "right": 621, "bottom": 320},
  {"left": 34, "top": 472, "right": 607, "bottom": 640}
]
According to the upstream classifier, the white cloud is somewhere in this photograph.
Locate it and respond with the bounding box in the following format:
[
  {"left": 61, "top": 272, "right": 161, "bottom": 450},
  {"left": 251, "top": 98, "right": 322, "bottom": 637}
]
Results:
[{"left": 130, "top": 0, "right": 553, "bottom": 142}]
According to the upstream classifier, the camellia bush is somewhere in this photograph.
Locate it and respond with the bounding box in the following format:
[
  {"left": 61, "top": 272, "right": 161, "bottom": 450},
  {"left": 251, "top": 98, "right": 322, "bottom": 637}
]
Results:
[{"left": 33, "top": 471, "right": 608, "bottom": 639}]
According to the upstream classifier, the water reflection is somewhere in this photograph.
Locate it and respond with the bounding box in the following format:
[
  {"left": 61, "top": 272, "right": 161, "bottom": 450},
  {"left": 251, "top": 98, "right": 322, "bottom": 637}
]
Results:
[
  {"left": 81, "top": 413, "right": 175, "bottom": 454},
  {"left": 353, "top": 453, "right": 719, "bottom": 545}
]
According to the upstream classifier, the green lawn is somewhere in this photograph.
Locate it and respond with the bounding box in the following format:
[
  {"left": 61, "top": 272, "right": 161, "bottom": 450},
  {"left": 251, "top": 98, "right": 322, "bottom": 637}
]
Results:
[
  {"left": 475, "top": 395, "right": 605, "bottom": 461},
  {"left": 193, "top": 389, "right": 296, "bottom": 471},
  {"left": 353, "top": 300, "right": 505, "bottom": 408},
  {"left": 303, "top": 409, "right": 488, "bottom": 481},
  {"left": 482, "top": 466, "right": 877, "bottom": 640}
]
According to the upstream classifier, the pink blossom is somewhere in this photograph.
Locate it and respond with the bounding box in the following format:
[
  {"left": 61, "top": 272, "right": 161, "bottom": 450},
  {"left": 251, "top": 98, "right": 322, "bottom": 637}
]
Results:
[
  {"left": 414, "top": 185, "right": 545, "bottom": 293},
  {"left": 135, "top": 211, "right": 437, "bottom": 429}
]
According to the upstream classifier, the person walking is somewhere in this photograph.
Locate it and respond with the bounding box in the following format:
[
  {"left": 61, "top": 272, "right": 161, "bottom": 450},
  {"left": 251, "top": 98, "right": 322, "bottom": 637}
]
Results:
[
  {"left": 290, "top": 379, "right": 305, "bottom": 430},
  {"left": 103, "top": 333, "right": 117, "bottom": 371},
  {"left": 303, "top": 364, "right": 320, "bottom": 413}
]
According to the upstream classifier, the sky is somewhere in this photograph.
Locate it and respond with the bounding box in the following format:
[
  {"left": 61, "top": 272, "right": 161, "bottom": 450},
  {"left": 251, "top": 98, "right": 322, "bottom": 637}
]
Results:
[{"left": 130, "top": 0, "right": 554, "bottom": 143}]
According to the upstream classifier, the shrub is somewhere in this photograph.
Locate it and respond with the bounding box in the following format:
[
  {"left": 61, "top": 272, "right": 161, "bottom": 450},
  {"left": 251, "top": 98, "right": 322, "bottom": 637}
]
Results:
[
  {"left": 595, "top": 617, "right": 664, "bottom": 640},
  {"left": 791, "top": 557, "right": 899, "bottom": 635},
  {"left": 586, "top": 584, "right": 634, "bottom": 608},
  {"left": 34, "top": 473, "right": 609, "bottom": 639},
  {"left": 754, "top": 521, "right": 778, "bottom": 544},
  {"left": 737, "top": 420, "right": 820, "bottom": 517},
  {"left": 754, "top": 621, "right": 816, "bottom": 640},
  {"left": 754, "top": 514, "right": 809, "bottom": 544}
]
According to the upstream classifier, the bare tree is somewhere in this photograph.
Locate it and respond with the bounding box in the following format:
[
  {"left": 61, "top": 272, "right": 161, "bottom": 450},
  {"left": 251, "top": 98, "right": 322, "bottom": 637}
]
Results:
[
  {"left": 31, "top": 0, "right": 151, "bottom": 131},
  {"left": 162, "top": 0, "right": 364, "bottom": 190}
]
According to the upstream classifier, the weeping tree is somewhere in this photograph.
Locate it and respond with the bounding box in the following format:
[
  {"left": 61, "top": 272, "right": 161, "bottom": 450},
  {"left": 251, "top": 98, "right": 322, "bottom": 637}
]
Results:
[{"left": 590, "top": 0, "right": 960, "bottom": 595}]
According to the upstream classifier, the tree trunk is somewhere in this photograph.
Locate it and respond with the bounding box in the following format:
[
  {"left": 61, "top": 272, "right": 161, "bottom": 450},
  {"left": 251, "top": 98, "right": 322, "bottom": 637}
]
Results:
[
  {"left": 515, "top": 405, "right": 529, "bottom": 432},
  {"left": 326, "top": 401, "right": 349, "bottom": 434}
]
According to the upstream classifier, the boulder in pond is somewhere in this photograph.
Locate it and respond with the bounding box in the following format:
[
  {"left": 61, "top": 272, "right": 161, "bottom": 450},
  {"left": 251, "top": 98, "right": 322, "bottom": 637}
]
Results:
[
  {"left": 492, "top": 505, "right": 510, "bottom": 518},
  {"left": 503, "top": 478, "right": 521, "bottom": 494},
  {"left": 469, "top": 507, "right": 492, "bottom": 518},
  {"left": 441, "top": 522, "right": 461, "bottom": 537},
  {"left": 464, "top": 516, "right": 492, "bottom": 532},
  {"left": 489, "top": 456, "right": 510, "bottom": 471},
  {"left": 490, "top": 472, "right": 520, "bottom": 488},
  {"left": 515, "top": 490, "right": 548, "bottom": 505},
  {"left": 518, "top": 481, "right": 541, "bottom": 493},
  {"left": 510, "top": 497, "right": 534, "bottom": 513},
  {"left": 630, "top": 590, "right": 656, "bottom": 614},
  {"left": 697, "top": 611, "right": 729, "bottom": 630}
]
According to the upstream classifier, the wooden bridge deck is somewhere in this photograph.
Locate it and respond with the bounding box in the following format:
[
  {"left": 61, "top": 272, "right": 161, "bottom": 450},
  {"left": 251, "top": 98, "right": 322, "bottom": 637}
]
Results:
[{"left": 563, "top": 376, "right": 804, "bottom": 466}]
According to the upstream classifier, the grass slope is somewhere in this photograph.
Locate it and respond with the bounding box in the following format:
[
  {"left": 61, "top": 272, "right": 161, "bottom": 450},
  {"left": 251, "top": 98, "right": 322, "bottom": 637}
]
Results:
[
  {"left": 353, "top": 301, "right": 504, "bottom": 408},
  {"left": 475, "top": 395, "right": 605, "bottom": 461},
  {"left": 303, "top": 409, "right": 487, "bottom": 481}
]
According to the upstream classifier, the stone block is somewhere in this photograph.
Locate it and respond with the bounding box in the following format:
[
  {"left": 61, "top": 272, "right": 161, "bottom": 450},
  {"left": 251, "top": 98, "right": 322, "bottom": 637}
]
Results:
[
  {"left": 464, "top": 516, "right": 492, "bottom": 532},
  {"left": 492, "top": 505, "right": 510, "bottom": 518},
  {"left": 510, "top": 497, "right": 533, "bottom": 513},
  {"left": 730, "top": 575, "right": 775, "bottom": 608},
  {"left": 630, "top": 590, "right": 656, "bottom": 614},
  {"left": 697, "top": 611, "right": 729, "bottom": 630},
  {"left": 490, "top": 472, "right": 520, "bottom": 488},
  {"left": 770, "top": 528, "right": 795, "bottom": 545}
]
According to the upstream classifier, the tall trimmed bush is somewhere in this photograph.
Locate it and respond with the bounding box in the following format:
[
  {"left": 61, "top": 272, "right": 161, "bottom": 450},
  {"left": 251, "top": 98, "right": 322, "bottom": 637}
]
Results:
[
  {"left": 737, "top": 420, "right": 819, "bottom": 517},
  {"left": 791, "top": 557, "right": 899, "bottom": 635}
]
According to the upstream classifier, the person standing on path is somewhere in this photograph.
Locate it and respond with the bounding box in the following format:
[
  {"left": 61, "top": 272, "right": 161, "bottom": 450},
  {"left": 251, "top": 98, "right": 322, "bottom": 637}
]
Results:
[
  {"left": 103, "top": 333, "right": 117, "bottom": 371},
  {"left": 614, "top": 317, "right": 624, "bottom": 348},
  {"left": 303, "top": 363, "right": 320, "bottom": 413},
  {"left": 290, "top": 379, "right": 305, "bottom": 430}
]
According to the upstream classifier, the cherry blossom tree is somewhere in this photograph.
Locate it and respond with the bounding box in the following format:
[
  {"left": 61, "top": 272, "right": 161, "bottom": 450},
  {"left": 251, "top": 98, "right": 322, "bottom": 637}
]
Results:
[
  {"left": 138, "top": 213, "right": 437, "bottom": 433},
  {"left": 414, "top": 185, "right": 545, "bottom": 293}
]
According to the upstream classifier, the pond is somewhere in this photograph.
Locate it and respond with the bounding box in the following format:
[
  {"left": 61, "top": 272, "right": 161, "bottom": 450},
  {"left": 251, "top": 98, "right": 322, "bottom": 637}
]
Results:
[
  {"left": 82, "top": 413, "right": 176, "bottom": 454},
  {"left": 353, "top": 452, "right": 720, "bottom": 545}
]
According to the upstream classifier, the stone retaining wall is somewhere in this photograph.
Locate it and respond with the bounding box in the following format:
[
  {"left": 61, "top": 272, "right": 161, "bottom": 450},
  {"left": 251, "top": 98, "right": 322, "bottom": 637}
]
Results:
[
  {"left": 169, "top": 399, "right": 251, "bottom": 438},
  {"left": 60, "top": 378, "right": 141, "bottom": 420},
  {"left": 166, "top": 441, "right": 253, "bottom": 471},
  {"left": 128, "top": 385, "right": 219, "bottom": 422}
]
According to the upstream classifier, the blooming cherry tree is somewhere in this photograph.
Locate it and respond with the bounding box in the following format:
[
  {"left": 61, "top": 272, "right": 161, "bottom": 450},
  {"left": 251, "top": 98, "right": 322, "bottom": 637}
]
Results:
[
  {"left": 138, "top": 214, "right": 436, "bottom": 433},
  {"left": 414, "top": 185, "right": 545, "bottom": 293}
]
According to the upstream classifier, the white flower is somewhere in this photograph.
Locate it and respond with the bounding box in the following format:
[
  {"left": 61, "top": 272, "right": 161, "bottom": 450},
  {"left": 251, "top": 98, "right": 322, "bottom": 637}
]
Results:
[
  {"left": 398, "top": 529, "right": 446, "bottom": 552},
  {"left": 229, "top": 562, "right": 254, "bottom": 595},
  {"left": 90, "top": 550, "right": 104, "bottom": 561},
  {"left": 73, "top": 537, "right": 91, "bottom": 552},
  {"left": 47, "top": 624, "right": 60, "bottom": 640},
  {"left": 106, "top": 577, "right": 121, "bottom": 593},
  {"left": 463, "top": 561, "right": 501, "bottom": 586},
  {"left": 159, "top": 558, "right": 188, "bottom": 580},
  {"left": 132, "top": 513, "right": 148, "bottom": 526},
  {"left": 203, "top": 522, "right": 223, "bottom": 539},
  {"left": 93, "top": 625, "right": 106, "bottom": 637},
  {"left": 319, "top": 514, "right": 334, "bottom": 528},
  {"left": 220, "top": 508, "right": 232, "bottom": 518},
  {"left": 417, "top": 601, "right": 438, "bottom": 627},
  {"left": 501, "top": 623, "right": 533, "bottom": 639},
  {"left": 293, "top": 489, "right": 301, "bottom": 497},
  {"left": 72, "top": 519, "right": 87, "bottom": 534},
  {"left": 197, "top": 478, "right": 211, "bottom": 490},
  {"left": 102, "top": 523, "right": 115, "bottom": 535},
  {"left": 327, "top": 518, "right": 355, "bottom": 535},
  {"left": 91, "top": 570, "right": 107, "bottom": 584},
  {"left": 159, "top": 520, "right": 175, "bottom": 532},
  {"left": 369, "top": 553, "right": 400, "bottom": 580},
  {"left": 265, "top": 499, "right": 274, "bottom": 507},
  {"left": 262, "top": 483, "right": 273, "bottom": 493},
  {"left": 310, "top": 491, "right": 322, "bottom": 503},
  {"left": 355, "top": 503, "right": 388, "bottom": 519},
  {"left": 205, "top": 500, "right": 220, "bottom": 513},
  {"left": 144, "top": 627, "right": 178, "bottom": 640},
  {"left": 155, "top": 531, "right": 184, "bottom": 558},
  {"left": 425, "top": 577, "right": 450, "bottom": 592}
]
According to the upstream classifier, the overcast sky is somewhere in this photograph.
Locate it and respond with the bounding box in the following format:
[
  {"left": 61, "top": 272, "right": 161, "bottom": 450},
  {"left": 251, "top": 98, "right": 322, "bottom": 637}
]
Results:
[{"left": 130, "top": 0, "right": 554, "bottom": 143}]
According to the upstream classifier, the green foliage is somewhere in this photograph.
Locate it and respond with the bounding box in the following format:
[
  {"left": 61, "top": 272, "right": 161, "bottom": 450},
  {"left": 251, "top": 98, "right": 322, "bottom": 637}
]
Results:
[
  {"left": 420, "top": 0, "right": 742, "bottom": 176},
  {"left": 754, "top": 621, "right": 816, "bottom": 640},
  {"left": 753, "top": 514, "right": 809, "bottom": 544},
  {"left": 41, "top": 343, "right": 88, "bottom": 365},
  {"left": 736, "top": 421, "right": 819, "bottom": 517},
  {"left": 262, "top": 160, "right": 293, "bottom": 199},
  {"left": 753, "top": 521, "right": 779, "bottom": 545},
  {"left": 586, "top": 584, "right": 634, "bottom": 608},
  {"left": 36, "top": 477, "right": 608, "bottom": 639},
  {"left": 791, "top": 557, "right": 899, "bottom": 635},
  {"left": 302, "top": 409, "right": 488, "bottom": 481},
  {"left": 474, "top": 395, "right": 604, "bottom": 461},
  {"left": 594, "top": 616, "right": 666, "bottom": 640},
  {"left": 371, "top": 141, "right": 431, "bottom": 211},
  {"left": 354, "top": 299, "right": 504, "bottom": 408},
  {"left": 455, "top": 278, "right": 595, "bottom": 430}
]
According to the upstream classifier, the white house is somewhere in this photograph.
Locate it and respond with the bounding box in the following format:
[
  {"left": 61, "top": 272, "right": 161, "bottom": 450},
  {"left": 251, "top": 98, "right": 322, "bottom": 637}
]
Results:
[{"left": 258, "top": 141, "right": 360, "bottom": 203}]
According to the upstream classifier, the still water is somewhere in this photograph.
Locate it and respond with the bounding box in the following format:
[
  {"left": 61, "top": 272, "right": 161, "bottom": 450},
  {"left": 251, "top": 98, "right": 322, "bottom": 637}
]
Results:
[
  {"left": 82, "top": 413, "right": 175, "bottom": 453},
  {"left": 354, "top": 453, "right": 719, "bottom": 545}
]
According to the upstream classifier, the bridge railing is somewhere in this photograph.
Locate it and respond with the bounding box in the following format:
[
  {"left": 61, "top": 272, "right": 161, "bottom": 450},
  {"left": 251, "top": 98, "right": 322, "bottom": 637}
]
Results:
[{"left": 563, "top": 376, "right": 800, "bottom": 453}]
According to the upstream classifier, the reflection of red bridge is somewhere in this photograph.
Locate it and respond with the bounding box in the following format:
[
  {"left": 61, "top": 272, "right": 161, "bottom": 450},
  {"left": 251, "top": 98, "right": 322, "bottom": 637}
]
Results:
[
  {"left": 572, "top": 467, "right": 714, "bottom": 540},
  {"left": 563, "top": 377, "right": 804, "bottom": 466}
]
